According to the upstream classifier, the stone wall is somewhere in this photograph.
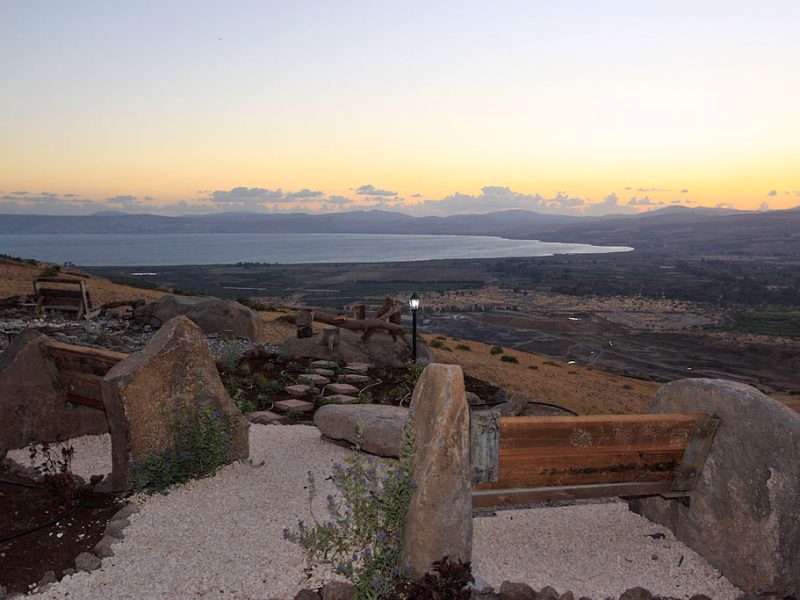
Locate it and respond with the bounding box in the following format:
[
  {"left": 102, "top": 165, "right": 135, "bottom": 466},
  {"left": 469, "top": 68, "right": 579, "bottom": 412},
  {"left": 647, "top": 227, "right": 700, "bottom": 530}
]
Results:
[
  {"left": 629, "top": 378, "right": 800, "bottom": 595},
  {"left": 0, "top": 329, "right": 108, "bottom": 453}
]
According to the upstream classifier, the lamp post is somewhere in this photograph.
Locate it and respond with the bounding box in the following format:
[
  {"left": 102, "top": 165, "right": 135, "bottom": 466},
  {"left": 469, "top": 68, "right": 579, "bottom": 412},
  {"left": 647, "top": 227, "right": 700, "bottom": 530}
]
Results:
[{"left": 409, "top": 292, "right": 420, "bottom": 361}]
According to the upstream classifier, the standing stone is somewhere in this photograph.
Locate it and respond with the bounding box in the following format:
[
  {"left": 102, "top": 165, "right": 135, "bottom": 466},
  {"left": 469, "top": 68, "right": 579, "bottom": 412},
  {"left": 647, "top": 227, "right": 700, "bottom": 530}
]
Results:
[
  {"left": 0, "top": 329, "right": 108, "bottom": 453},
  {"left": 103, "top": 316, "right": 249, "bottom": 490},
  {"left": 402, "top": 363, "right": 471, "bottom": 579},
  {"left": 628, "top": 378, "right": 800, "bottom": 594},
  {"left": 296, "top": 309, "right": 314, "bottom": 339}
]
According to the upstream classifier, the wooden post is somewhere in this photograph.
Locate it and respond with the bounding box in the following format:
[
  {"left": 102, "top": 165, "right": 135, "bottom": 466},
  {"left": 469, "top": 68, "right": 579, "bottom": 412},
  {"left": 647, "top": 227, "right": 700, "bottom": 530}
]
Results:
[
  {"left": 470, "top": 408, "right": 500, "bottom": 484},
  {"left": 352, "top": 304, "right": 366, "bottom": 320}
]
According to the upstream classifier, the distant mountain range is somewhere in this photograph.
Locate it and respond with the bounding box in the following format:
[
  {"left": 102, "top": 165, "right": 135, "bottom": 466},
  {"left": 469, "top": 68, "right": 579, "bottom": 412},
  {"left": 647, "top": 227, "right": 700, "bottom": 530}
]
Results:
[{"left": 1, "top": 205, "right": 799, "bottom": 255}]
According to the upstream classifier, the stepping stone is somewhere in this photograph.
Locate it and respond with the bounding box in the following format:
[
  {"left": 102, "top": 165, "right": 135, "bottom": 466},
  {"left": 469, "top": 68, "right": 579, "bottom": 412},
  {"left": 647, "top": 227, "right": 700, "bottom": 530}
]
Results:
[
  {"left": 345, "top": 362, "right": 371, "bottom": 375},
  {"left": 299, "top": 373, "right": 330, "bottom": 386},
  {"left": 274, "top": 399, "right": 315, "bottom": 413},
  {"left": 247, "top": 410, "right": 287, "bottom": 425},
  {"left": 310, "top": 360, "right": 338, "bottom": 369},
  {"left": 311, "top": 368, "right": 335, "bottom": 378},
  {"left": 285, "top": 384, "right": 311, "bottom": 396},
  {"left": 339, "top": 374, "right": 370, "bottom": 384},
  {"left": 326, "top": 383, "right": 359, "bottom": 396},
  {"left": 324, "top": 394, "right": 359, "bottom": 405}
]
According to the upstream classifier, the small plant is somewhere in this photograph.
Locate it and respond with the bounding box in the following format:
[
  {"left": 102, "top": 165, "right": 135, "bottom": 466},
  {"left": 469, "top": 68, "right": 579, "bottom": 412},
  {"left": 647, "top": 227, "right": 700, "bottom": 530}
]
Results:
[
  {"left": 455, "top": 344, "right": 471, "bottom": 351},
  {"left": 39, "top": 264, "right": 61, "bottom": 277},
  {"left": 320, "top": 395, "right": 343, "bottom": 405},
  {"left": 500, "top": 354, "right": 519, "bottom": 364},
  {"left": 285, "top": 409, "right": 302, "bottom": 423},
  {"left": 234, "top": 389, "right": 257, "bottom": 414},
  {"left": 28, "top": 442, "right": 77, "bottom": 507},
  {"left": 284, "top": 418, "right": 416, "bottom": 599},
  {"left": 286, "top": 361, "right": 305, "bottom": 373},
  {"left": 220, "top": 341, "right": 240, "bottom": 372},
  {"left": 255, "top": 393, "right": 271, "bottom": 410},
  {"left": 131, "top": 401, "right": 233, "bottom": 493},
  {"left": 358, "top": 391, "right": 373, "bottom": 404},
  {"left": 429, "top": 339, "right": 445, "bottom": 349},
  {"left": 434, "top": 336, "right": 447, "bottom": 341},
  {"left": 489, "top": 345, "right": 503, "bottom": 355},
  {"left": 237, "top": 297, "right": 268, "bottom": 311},
  {"left": 406, "top": 556, "right": 473, "bottom": 600},
  {"left": 405, "top": 361, "right": 423, "bottom": 386},
  {"left": 239, "top": 361, "right": 251, "bottom": 376}
]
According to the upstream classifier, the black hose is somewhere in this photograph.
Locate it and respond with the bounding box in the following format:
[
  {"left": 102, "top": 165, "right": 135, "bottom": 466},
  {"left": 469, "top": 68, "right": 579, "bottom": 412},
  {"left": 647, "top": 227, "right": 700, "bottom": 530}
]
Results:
[
  {"left": 0, "top": 502, "right": 80, "bottom": 545},
  {"left": 0, "top": 477, "right": 49, "bottom": 490},
  {"left": 526, "top": 401, "right": 579, "bottom": 416}
]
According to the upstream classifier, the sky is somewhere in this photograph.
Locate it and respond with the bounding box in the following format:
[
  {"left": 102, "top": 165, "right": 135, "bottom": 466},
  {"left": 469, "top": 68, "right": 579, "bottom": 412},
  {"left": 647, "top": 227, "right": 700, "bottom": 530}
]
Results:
[{"left": 1, "top": 0, "right": 799, "bottom": 217}]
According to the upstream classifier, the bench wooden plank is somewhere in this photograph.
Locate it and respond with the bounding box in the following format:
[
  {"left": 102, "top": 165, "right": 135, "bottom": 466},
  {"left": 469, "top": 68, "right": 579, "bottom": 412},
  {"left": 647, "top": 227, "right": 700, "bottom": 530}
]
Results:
[
  {"left": 472, "top": 481, "right": 674, "bottom": 509},
  {"left": 43, "top": 339, "right": 128, "bottom": 375},
  {"left": 498, "top": 414, "right": 707, "bottom": 452},
  {"left": 475, "top": 447, "right": 684, "bottom": 489},
  {"left": 59, "top": 369, "right": 105, "bottom": 404}
]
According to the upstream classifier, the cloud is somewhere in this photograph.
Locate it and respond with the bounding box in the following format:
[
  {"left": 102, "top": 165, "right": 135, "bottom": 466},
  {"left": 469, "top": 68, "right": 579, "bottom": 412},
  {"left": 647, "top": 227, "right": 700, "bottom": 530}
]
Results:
[
  {"left": 207, "top": 187, "right": 284, "bottom": 210},
  {"left": 758, "top": 201, "right": 770, "bottom": 211},
  {"left": 355, "top": 184, "right": 397, "bottom": 197},
  {"left": 104, "top": 195, "right": 144, "bottom": 208},
  {"left": 636, "top": 187, "right": 669, "bottom": 192},
  {"left": 284, "top": 188, "right": 324, "bottom": 200},
  {"left": 627, "top": 196, "right": 654, "bottom": 206},
  {"left": 767, "top": 190, "right": 777, "bottom": 196},
  {"left": 680, "top": 188, "right": 689, "bottom": 193},
  {"left": 411, "top": 193, "right": 422, "bottom": 198}
]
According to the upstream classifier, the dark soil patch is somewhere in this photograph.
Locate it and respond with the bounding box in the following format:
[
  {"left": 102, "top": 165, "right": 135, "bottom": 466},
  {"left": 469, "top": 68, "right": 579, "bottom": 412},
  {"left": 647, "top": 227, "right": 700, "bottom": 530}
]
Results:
[
  {"left": 219, "top": 353, "right": 508, "bottom": 424},
  {"left": 0, "top": 466, "right": 122, "bottom": 594}
]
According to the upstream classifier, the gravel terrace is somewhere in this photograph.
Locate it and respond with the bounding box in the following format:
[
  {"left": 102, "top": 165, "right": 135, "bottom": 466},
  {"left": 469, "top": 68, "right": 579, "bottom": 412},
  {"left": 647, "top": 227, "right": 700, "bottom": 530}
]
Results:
[{"left": 9, "top": 426, "right": 741, "bottom": 600}]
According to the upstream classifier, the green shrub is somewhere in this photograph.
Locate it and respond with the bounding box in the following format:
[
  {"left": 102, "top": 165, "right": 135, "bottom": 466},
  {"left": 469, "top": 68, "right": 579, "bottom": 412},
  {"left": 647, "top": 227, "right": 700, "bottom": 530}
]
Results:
[
  {"left": 527, "top": 365, "right": 539, "bottom": 370},
  {"left": 500, "top": 354, "right": 519, "bottom": 364},
  {"left": 429, "top": 339, "right": 445, "bottom": 349},
  {"left": 455, "top": 344, "right": 471, "bottom": 351},
  {"left": 39, "top": 265, "right": 61, "bottom": 277},
  {"left": 358, "top": 391, "right": 373, "bottom": 404},
  {"left": 255, "top": 373, "right": 283, "bottom": 394},
  {"left": 284, "top": 418, "right": 416, "bottom": 598},
  {"left": 131, "top": 402, "right": 233, "bottom": 493},
  {"left": 237, "top": 297, "right": 268, "bottom": 311},
  {"left": 489, "top": 345, "right": 503, "bottom": 355}
]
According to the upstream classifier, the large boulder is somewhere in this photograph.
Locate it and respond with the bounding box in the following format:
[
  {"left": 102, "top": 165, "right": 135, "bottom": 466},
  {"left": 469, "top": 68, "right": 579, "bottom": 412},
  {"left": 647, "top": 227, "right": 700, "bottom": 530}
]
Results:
[
  {"left": 280, "top": 327, "right": 433, "bottom": 368},
  {"left": 134, "top": 295, "right": 266, "bottom": 341},
  {"left": 402, "top": 364, "right": 471, "bottom": 579},
  {"left": 314, "top": 404, "right": 408, "bottom": 457},
  {"left": 0, "top": 329, "right": 108, "bottom": 453},
  {"left": 629, "top": 378, "right": 800, "bottom": 594},
  {"left": 103, "top": 316, "right": 249, "bottom": 490}
]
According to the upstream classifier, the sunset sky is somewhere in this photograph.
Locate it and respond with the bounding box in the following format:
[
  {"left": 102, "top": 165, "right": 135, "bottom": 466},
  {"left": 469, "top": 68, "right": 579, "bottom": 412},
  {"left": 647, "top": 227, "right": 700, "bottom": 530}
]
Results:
[{"left": 1, "top": 1, "right": 798, "bottom": 216}]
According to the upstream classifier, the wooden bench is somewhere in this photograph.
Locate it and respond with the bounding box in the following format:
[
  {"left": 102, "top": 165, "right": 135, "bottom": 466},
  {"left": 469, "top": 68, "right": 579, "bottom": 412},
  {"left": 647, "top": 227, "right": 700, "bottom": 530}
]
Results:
[
  {"left": 470, "top": 412, "right": 719, "bottom": 509},
  {"left": 42, "top": 339, "right": 128, "bottom": 411},
  {"left": 33, "top": 277, "right": 101, "bottom": 320}
]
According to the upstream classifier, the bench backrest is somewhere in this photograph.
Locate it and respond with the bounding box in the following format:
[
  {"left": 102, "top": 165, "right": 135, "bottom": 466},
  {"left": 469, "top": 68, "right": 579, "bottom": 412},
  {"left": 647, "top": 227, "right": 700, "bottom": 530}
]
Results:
[{"left": 471, "top": 412, "right": 719, "bottom": 509}]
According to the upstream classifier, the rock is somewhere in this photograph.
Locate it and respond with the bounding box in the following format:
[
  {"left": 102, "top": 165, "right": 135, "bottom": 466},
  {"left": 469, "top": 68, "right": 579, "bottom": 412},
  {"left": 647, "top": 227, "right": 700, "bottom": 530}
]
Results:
[
  {"left": 326, "top": 383, "right": 359, "bottom": 396},
  {"left": 496, "top": 394, "right": 529, "bottom": 416},
  {"left": 38, "top": 571, "right": 57, "bottom": 587},
  {"left": 112, "top": 503, "right": 139, "bottom": 520},
  {"left": 104, "top": 316, "right": 249, "bottom": 490},
  {"left": 498, "top": 581, "right": 537, "bottom": 600},
  {"left": 94, "top": 536, "right": 116, "bottom": 558},
  {"left": 311, "top": 368, "right": 336, "bottom": 378},
  {"left": 0, "top": 329, "right": 108, "bottom": 454},
  {"left": 314, "top": 404, "right": 409, "bottom": 457},
  {"left": 274, "top": 399, "right": 315, "bottom": 413},
  {"left": 104, "top": 518, "right": 129, "bottom": 539},
  {"left": 89, "top": 474, "right": 104, "bottom": 485},
  {"left": 0, "top": 584, "right": 7, "bottom": 599},
  {"left": 63, "top": 568, "right": 76, "bottom": 576},
  {"left": 538, "top": 587, "right": 560, "bottom": 600},
  {"left": 299, "top": 373, "right": 330, "bottom": 386},
  {"left": 628, "top": 379, "right": 800, "bottom": 594},
  {"left": 466, "top": 391, "right": 481, "bottom": 405},
  {"left": 281, "top": 327, "right": 433, "bottom": 369},
  {"left": 248, "top": 410, "right": 286, "bottom": 425},
  {"left": 619, "top": 588, "right": 652, "bottom": 600},
  {"left": 402, "top": 364, "right": 471, "bottom": 579},
  {"left": 339, "top": 374, "right": 370, "bottom": 384},
  {"left": 688, "top": 596, "right": 712, "bottom": 600},
  {"left": 285, "top": 384, "right": 311, "bottom": 396},
  {"left": 294, "top": 590, "right": 321, "bottom": 600},
  {"left": 75, "top": 551, "right": 102, "bottom": 572},
  {"left": 134, "top": 295, "right": 266, "bottom": 341},
  {"left": 559, "top": 593, "right": 575, "bottom": 600},
  {"left": 321, "top": 580, "right": 357, "bottom": 600},
  {"left": 310, "top": 360, "right": 338, "bottom": 369},
  {"left": 345, "top": 362, "right": 371, "bottom": 374},
  {"left": 296, "top": 309, "right": 314, "bottom": 339},
  {"left": 323, "top": 394, "right": 359, "bottom": 405}
]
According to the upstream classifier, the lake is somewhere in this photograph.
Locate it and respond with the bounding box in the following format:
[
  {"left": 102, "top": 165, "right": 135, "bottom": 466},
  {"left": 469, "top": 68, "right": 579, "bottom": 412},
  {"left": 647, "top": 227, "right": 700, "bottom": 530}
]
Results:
[{"left": 0, "top": 233, "right": 632, "bottom": 266}]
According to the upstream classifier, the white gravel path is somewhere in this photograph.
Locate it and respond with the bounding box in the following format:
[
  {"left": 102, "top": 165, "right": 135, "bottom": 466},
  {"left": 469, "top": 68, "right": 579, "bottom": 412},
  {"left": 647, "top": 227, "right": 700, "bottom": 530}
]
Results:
[{"left": 16, "top": 426, "right": 740, "bottom": 599}]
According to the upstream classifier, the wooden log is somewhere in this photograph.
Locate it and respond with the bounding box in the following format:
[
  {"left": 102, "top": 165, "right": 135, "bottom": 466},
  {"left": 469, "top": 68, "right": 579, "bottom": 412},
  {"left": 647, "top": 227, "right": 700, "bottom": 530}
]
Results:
[
  {"left": 472, "top": 480, "right": 676, "bottom": 509},
  {"left": 313, "top": 309, "right": 409, "bottom": 345},
  {"left": 352, "top": 304, "right": 366, "bottom": 320},
  {"left": 59, "top": 370, "right": 106, "bottom": 411},
  {"left": 374, "top": 297, "right": 394, "bottom": 319}
]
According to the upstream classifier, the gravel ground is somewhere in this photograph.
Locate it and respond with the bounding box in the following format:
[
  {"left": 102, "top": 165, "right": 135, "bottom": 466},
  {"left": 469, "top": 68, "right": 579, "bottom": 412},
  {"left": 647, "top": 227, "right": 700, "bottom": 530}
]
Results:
[{"left": 15, "top": 426, "right": 740, "bottom": 600}]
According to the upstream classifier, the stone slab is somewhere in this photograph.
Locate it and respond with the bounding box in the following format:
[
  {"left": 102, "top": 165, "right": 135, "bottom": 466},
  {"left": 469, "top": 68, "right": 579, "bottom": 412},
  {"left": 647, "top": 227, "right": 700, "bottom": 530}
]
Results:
[
  {"left": 284, "top": 384, "right": 311, "bottom": 396},
  {"left": 339, "top": 374, "right": 370, "bottom": 384},
  {"left": 345, "top": 362, "right": 371, "bottom": 374},
  {"left": 247, "top": 410, "right": 286, "bottom": 425},
  {"left": 311, "top": 368, "right": 335, "bottom": 378},
  {"left": 323, "top": 394, "right": 359, "bottom": 405},
  {"left": 326, "top": 383, "right": 359, "bottom": 396},
  {"left": 274, "top": 399, "right": 315, "bottom": 413},
  {"left": 310, "top": 360, "right": 339, "bottom": 369},
  {"left": 298, "top": 373, "right": 330, "bottom": 386}
]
